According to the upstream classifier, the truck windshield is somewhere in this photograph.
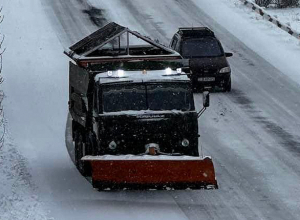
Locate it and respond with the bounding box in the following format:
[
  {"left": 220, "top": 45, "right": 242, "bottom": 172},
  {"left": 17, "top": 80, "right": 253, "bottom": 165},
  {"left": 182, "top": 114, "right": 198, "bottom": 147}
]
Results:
[
  {"left": 181, "top": 37, "right": 223, "bottom": 58},
  {"left": 102, "top": 83, "right": 194, "bottom": 112},
  {"left": 147, "top": 84, "right": 193, "bottom": 111},
  {"left": 102, "top": 84, "right": 147, "bottom": 112}
]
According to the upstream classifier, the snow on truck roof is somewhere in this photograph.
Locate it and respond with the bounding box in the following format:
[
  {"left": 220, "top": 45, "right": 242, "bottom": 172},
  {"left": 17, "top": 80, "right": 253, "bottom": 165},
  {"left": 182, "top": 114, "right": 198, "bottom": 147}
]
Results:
[{"left": 94, "top": 69, "right": 190, "bottom": 84}]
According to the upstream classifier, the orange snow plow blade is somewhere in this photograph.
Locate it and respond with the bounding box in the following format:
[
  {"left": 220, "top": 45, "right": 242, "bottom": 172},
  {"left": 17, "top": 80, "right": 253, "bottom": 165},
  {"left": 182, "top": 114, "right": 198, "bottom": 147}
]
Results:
[{"left": 82, "top": 155, "right": 218, "bottom": 190}]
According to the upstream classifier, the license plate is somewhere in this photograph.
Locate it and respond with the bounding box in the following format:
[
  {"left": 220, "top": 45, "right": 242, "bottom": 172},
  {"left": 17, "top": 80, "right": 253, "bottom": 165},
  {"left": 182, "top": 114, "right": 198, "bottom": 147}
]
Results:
[{"left": 198, "top": 77, "right": 215, "bottom": 82}]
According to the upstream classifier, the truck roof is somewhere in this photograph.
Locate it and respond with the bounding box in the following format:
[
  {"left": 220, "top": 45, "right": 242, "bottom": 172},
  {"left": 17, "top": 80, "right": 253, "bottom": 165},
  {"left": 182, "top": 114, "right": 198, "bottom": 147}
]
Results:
[{"left": 94, "top": 69, "right": 190, "bottom": 85}]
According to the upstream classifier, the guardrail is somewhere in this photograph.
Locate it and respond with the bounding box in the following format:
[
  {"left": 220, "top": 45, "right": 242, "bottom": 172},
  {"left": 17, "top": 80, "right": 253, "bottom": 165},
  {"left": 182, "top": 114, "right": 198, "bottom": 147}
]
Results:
[{"left": 239, "top": 0, "right": 300, "bottom": 40}]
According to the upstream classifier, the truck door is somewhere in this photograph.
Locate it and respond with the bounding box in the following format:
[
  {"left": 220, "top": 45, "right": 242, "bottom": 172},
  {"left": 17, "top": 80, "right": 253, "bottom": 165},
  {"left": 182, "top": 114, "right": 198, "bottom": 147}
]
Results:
[
  {"left": 170, "top": 36, "right": 178, "bottom": 51},
  {"left": 70, "top": 93, "right": 87, "bottom": 126}
]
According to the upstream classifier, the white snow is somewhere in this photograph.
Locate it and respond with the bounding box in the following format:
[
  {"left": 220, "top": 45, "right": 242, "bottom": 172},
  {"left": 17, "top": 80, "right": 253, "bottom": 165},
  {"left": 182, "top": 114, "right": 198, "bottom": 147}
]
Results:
[
  {"left": 1, "top": 0, "right": 300, "bottom": 219},
  {"left": 248, "top": 0, "right": 300, "bottom": 33},
  {"left": 1, "top": 0, "right": 68, "bottom": 219},
  {"left": 191, "top": 0, "right": 300, "bottom": 85},
  {"left": 0, "top": 137, "right": 49, "bottom": 220},
  {"left": 266, "top": 7, "right": 300, "bottom": 33},
  {"left": 82, "top": 155, "right": 210, "bottom": 161},
  {"left": 94, "top": 69, "right": 188, "bottom": 83},
  {"left": 100, "top": 110, "right": 190, "bottom": 116}
]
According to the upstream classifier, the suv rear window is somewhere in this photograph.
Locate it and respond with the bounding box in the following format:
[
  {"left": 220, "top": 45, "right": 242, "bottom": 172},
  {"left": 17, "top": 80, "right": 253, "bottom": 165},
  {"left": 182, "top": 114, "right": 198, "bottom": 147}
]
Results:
[{"left": 181, "top": 37, "right": 223, "bottom": 58}]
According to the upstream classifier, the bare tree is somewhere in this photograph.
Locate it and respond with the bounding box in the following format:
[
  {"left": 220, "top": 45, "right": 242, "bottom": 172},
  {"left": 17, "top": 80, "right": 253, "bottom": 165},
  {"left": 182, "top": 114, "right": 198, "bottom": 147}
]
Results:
[{"left": 0, "top": 7, "right": 5, "bottom": 149}]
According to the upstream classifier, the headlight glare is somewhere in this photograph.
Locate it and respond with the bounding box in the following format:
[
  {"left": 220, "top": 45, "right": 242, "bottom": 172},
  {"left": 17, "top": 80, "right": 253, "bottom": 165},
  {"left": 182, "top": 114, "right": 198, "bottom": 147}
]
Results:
[{"left": 219, "top": 67, "right": 231, "bottom": 73}]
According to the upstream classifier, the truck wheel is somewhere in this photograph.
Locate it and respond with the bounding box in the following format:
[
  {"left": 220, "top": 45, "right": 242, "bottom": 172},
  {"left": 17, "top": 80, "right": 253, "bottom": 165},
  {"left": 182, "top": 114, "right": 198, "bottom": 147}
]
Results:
[
  {"left": 75, "top": 132, "right": 88, "bottom": 176},
  {"left": 92, "top": 181, "right": 106, "bottom": 191}
]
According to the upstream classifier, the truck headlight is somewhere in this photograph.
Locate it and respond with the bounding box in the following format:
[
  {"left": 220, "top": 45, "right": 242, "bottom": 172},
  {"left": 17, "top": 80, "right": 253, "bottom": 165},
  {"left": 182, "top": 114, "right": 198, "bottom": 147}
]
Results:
[
  {"left": 107, "top": 71, "right": 113, "bottom": 77},
  {"left": 219, "top": 67, "right": 231, "bottom": 73},
  {"left": 181, "top": 139, "right": 189, "bottom": 147},
  {"left": 108, "top": 141, "right": 117, "bottom": 150},
  {"left": 117, "top": 70, "right": 124, "bottom": 77},
  {"left": 165, "top": 67, "right": 172, "bottom": 75}
]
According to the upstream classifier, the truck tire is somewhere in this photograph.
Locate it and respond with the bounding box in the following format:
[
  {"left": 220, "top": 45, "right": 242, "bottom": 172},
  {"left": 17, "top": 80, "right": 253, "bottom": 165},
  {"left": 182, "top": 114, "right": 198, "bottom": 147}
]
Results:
[{"left": 75, "top": 131, "right": 89, "bottom": 176}]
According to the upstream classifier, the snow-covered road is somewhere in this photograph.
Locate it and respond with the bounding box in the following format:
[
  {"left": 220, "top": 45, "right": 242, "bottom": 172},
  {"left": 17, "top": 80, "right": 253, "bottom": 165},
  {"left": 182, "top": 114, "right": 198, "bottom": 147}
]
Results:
[{"left": 2, "top": 0, "right": 300, "bottom": 219}]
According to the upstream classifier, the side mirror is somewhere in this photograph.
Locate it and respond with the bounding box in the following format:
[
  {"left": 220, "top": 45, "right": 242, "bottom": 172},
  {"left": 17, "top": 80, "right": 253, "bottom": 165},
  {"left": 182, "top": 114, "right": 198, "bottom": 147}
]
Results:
[
  {"left": 203, "top": 91, "right": 210, "bottom": 108},
  {"left": 225, "top": 52, "right": 233, "bottom": 57},
  {"left": 198, "top": 91, "right": 210, "bottom": 118}
]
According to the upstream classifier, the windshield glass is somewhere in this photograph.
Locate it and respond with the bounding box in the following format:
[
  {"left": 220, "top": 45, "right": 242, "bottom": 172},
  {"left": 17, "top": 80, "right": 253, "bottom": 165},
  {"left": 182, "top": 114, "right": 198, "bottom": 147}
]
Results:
[
  {"left": 147, "top": 84, "right": 193, "bottom": 111},
  {"left": 102, "top": 84, "right": 147, "bottom": 112},
  {"left": 181, "top": 37, "right": 223, "bottom": 58},
  {"left": 101, "top": 83, "right": 194, "bottom": 112}
]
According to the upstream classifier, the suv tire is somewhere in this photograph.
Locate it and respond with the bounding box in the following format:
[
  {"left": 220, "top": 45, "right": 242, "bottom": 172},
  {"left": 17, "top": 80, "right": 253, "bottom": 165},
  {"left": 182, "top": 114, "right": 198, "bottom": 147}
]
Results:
[{"left": 224, "top": 78, "right": 231, "bottom": 92}]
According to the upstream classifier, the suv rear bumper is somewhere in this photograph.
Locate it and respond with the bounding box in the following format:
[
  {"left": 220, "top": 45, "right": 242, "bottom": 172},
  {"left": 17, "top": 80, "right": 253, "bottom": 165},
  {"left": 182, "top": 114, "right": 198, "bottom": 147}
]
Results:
[{"left": 190, "top": 73, "right": 230, "bottom": 89}]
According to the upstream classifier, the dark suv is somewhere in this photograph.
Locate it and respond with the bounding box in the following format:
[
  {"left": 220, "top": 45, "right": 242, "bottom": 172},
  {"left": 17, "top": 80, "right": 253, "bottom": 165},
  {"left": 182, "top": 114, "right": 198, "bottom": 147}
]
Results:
[{"left": 170, "top": 27, "right": 233, "bottom": 92}]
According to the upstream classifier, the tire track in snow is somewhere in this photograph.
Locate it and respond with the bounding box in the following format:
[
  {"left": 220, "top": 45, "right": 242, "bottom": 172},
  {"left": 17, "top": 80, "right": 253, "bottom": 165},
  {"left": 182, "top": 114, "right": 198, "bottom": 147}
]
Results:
[
  {"left": 0, "top": 140, "right": 49, "bottom": 220},
  {"left": 77, "top": 1, "right": 298, "bottom": 219},
  {"left": 230, "top": 89, "right": 300, "bottom": 158}
]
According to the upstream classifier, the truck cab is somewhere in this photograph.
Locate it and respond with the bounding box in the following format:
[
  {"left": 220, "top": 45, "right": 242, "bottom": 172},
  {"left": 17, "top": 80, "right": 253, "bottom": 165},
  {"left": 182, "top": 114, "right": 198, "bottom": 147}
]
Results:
[
  {"left": 69, "top": 63, "right": 202, "bottom": 174},
  {"left": 92, "top": 68, "right": 199, "bottom": 156}
]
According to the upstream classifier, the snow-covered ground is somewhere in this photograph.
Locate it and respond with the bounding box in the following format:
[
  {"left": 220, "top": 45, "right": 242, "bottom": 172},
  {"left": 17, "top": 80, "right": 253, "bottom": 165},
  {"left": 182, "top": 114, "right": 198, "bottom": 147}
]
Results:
[
  {"left": 1, "top": 0, "right": 68, "bottom": 219},
  {"left": 1, "top": 0, "right": 300, "bottom": 219},
  {"left": 267, "top": 7, "right": 300, "bottom": 32},
  {"left": 192, "top": 0, "right": 300, "bottom": 85},
  {"left": 248, "top": 0, "right": 300, "bottom": 33},
  {"left": 0, "top": 137, "right": 49, "bottom": 220}
]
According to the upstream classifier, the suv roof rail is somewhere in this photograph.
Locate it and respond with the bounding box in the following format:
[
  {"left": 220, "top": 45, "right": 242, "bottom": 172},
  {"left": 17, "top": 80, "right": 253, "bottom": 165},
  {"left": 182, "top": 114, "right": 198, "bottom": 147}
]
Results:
[{"left": 177, "top": 27, "right": 215, "bottom": 37}]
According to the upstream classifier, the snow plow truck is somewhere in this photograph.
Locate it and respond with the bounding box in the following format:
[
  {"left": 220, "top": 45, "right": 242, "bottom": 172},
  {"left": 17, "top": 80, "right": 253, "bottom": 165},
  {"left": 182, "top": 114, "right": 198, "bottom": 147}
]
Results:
[{"left": 64, "top": 22, "right": 218, "bottom": 190}]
